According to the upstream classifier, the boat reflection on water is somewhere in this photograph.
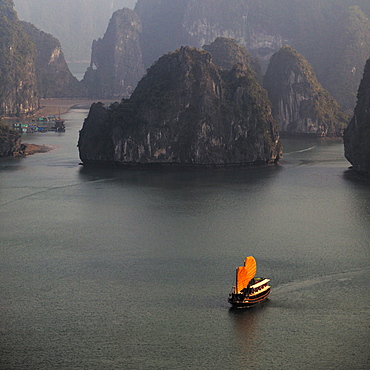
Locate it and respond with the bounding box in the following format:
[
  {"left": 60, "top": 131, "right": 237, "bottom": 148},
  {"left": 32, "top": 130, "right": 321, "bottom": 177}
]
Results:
[{"left": 228, "top": 302, "right": 269, "bottom": 365}]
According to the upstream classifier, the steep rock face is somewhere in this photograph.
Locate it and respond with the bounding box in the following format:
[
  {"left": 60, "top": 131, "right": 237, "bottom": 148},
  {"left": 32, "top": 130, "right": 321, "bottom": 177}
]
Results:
[
  {"left": 21, "top": 22, "right": 83, "bottom": 98},
  {"left": 0, "top": 0, "right": 38, "bottom": 116},
  {"left": 263, "top": 46, "right": 348, "bottom": 136},
  {"left": 344, "top": 59, "right": 370, "bottom": 174},
  {"left": 82, "top": 8, "right": 145, "bottom": 98},
  {"left": 0, "top": 121, "right": 22, "bottom": 157},
  {"left": 203, "top": 37, "right": 262, "bottom": 84},
  {"left": 79, "top": 46, "right": 281, "bottom": 166},
  {"left": 135, "top": 0, "right": 285, "bottom": 69},
  {"left": 133, "top": 0, "right": 370, "bottom": 112},
  {"left": 317, "top": 6, "right": 370, "bottom": 111},
  {"left": 134, "top": 0, "right": 189, "bottom": 67},
  {"left": 182, "top": 0, "right": 285, "bottom": 65}
]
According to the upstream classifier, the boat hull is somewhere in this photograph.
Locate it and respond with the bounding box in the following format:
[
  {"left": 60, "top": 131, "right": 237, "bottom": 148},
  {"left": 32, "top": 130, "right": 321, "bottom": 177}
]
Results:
[{"left": 228, "top": 287, "right": 271, "bottom": 308}]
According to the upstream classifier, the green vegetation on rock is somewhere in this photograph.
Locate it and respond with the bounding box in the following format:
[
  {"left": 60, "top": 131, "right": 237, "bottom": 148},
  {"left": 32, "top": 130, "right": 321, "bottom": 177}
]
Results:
[{"left": 203, "top": 37, "right": 262, "bottom": 84}]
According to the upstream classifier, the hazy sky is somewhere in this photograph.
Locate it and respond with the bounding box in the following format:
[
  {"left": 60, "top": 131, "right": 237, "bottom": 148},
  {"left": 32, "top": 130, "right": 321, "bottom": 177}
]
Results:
[{"left": 13, "top": 0, "right": 138, "bottom": 61}]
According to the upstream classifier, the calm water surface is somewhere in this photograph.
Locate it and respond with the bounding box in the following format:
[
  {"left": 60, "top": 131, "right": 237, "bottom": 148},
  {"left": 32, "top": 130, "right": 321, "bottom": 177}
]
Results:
[{"left": 1, "top": 109, "right": 369, "bottom": 369}]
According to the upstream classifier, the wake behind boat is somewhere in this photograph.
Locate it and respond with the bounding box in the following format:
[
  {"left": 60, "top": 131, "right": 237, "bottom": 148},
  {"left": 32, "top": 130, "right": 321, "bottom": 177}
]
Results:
[{"left": 228, "top": 256, "right": 271, "bottom": 308}]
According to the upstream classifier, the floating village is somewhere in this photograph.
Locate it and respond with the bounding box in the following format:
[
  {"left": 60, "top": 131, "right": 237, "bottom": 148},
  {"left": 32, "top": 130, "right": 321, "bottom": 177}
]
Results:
[{"left": 12, "top": 115, "right": 65, "bottom": 133}]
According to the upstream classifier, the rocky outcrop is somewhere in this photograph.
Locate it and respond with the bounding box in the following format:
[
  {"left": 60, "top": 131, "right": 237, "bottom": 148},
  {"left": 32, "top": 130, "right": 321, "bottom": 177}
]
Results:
[
  {"left": 21, "top": 22, "right": 83, "bottom": 98},
  {"left": 0, "top": 0, "right": 38, "bottom": 116},
  {"left": 78, "top": 46, "right": 281, "bottom": 166},
  {"left": 344, "top": 59, "right": 370, "bottom": 174},
  {"left": 263, "top": 46, "right": 348, "bottom": 136},
  {"left": 82, "top": 8, "right": 145, "bottom": 98},
  {"left": 0, "top": 122, "right": 22, "bottom": 157},
  {"left": 203, "top": 37, "right": 262, "bottom": 84}
]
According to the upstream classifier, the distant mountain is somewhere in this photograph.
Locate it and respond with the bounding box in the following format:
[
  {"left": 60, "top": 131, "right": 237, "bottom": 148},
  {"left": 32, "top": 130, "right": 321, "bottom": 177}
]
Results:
[
  {"left": 82, "top": 8, "right": 144, "bottom": 99},
  {"left": 133, "top": 0, "right": 370, "bottom": 112},
  {"left": 14, "top": 0, "right": 368, "bottom": 111},
  {"left": 21, "top": 22, "right": 84, "bottom": 98},
  {"left": 316, "top": 6, "right": 370, "bottom": 111},
  {"left": 78, "top": 46, "right": 281, "bottom": 166},
  {"left": 14, "top": 0, "right": 137, "bottom": 62},
  {"left": 0, "top": 0, "right": 89, "bottom": 118},
  {"left": 134, "top": 0, "right": 189, "bottom": 67}
]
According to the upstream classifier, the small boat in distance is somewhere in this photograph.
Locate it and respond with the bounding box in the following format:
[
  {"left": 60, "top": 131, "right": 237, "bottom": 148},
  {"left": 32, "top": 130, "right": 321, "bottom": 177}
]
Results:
[
  {"left": 228, "top": 256, "right": 271, "bottom": 308},
  {"left": 53, "top": 115, "right": 65, "bottom": 132}
]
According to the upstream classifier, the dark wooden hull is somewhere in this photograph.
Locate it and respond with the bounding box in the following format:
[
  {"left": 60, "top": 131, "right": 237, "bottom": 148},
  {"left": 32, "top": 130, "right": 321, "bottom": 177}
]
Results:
[{"left": 228, "top": 287, "right": 271, "bottom": 308}]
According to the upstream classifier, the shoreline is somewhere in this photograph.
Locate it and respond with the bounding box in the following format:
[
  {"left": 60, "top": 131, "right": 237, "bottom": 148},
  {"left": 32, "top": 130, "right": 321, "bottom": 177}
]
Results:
[
  {"left": 8, "top": 98, "right": 117, "bottom": 157},
  {"left": 35, "top": 98, "right": 117, "bottom": 118},
  {"left": 3, "top": 98, "right": 117, "bottom": 122},
  {"left": 20, "top": 144, "right": 55, "bottom": 156}
]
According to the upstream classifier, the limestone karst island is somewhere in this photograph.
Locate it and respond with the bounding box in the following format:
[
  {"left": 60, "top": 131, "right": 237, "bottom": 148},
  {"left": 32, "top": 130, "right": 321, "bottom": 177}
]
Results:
[{"left": 0, "top": 0, "right": 369, "bottom": 173}]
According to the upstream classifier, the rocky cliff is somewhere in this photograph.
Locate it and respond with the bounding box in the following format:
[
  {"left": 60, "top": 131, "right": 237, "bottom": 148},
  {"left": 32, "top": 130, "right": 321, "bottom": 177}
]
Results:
[
  {"left": 21, "top": 22, "right": 83, "bottom": 98},
  {"left": 78, "top": 46, "right": 281, "bottom": 166},
  {"left": 82, "top": 8, "right": 144, "bottom": 98},
  {"left": 0, "top": 0, "right": 38, "bottom": 116},
  {"left": 263, "top": 46, "right": 348, "bottom": 137},
  {"left": 344, "top": 59, "right": 370, "bottom": 174},
  {"left": 132, "top": 0, "right": 370, "bottom": 111},
  {"left": 0, "top": 121, "right": 22, "bottom": 157}
]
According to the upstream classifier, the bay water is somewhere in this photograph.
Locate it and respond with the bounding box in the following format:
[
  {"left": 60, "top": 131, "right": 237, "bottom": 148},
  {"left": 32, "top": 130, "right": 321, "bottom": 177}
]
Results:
[{"left": 1, "top": 108, "right": 369, "bottom": 369}]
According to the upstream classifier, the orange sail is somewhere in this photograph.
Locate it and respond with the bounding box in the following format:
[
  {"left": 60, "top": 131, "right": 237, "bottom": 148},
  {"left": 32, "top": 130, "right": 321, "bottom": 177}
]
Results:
[
  {"left": 244, "top": 256, "right": 257, "bottom": 278},
  {"left": 235, "top": 256, "right": 257, "bottom": 293}
]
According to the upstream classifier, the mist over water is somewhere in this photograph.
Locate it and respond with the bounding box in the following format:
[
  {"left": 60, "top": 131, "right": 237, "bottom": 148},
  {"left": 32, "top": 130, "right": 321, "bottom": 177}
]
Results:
[
  {"left": 1, "top": 109, "right": 369, "bottom": 369},
  {"left": 68, "top": 62, "right": 90, "bottom": 81}
]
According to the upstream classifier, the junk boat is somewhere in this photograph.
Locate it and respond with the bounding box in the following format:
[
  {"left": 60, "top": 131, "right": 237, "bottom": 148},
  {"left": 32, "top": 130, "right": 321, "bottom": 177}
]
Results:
[{"left": 228, "top": 256, "right": 271, "bottom": 308}]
